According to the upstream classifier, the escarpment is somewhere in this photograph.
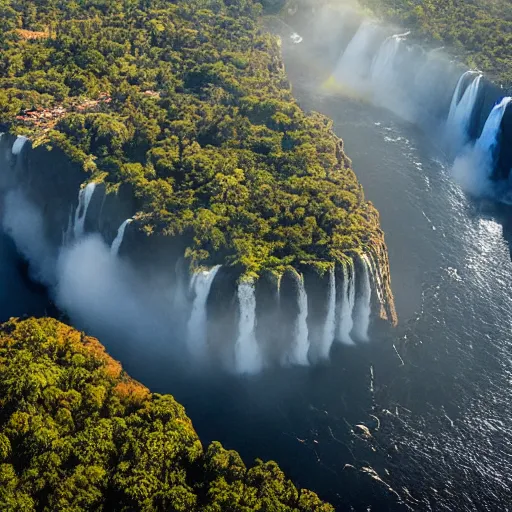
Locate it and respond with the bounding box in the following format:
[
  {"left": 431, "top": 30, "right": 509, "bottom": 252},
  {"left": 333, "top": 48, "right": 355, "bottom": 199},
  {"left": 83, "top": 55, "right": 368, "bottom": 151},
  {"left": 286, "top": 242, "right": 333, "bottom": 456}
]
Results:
[{"left": 0, "top": 0, "right": 397, "bottom": 375}]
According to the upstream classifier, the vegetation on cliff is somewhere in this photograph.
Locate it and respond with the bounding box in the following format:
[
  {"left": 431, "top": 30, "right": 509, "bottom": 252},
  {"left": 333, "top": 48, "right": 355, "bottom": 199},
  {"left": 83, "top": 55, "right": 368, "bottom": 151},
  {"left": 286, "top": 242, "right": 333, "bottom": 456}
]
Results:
[
  {"left": 0, "top": 0, "right": 386, "bottom": 279},
  {"left": 0, "top": 317, "right": 333, "bottom": 511},
  {"left": 359, "top": 0, "right": 512, "bottom": 87}
]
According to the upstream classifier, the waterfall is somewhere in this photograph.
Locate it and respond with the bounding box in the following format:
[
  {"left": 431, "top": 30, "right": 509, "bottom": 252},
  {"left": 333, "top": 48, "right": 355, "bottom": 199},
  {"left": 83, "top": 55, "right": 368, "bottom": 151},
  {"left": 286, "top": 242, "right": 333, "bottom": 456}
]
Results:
[
  {"left": 235, "top": 281, "right": 263, "bottom": 375},
  {"left": 369, "top": 32, "right": 412, "bottom": 116},
  {"left": 186, "top": 265, "right": 221, "bottom": 360},
  {"left": 73, "top": 183, "right": 96, "bottom": 239},
  {"left": 337, "top": 259, "right": 356, "bottom": 345},
  {"left": 353, "top": 254, "right": 372, "bottom": 342},
  {"left": 475, "top": 97, "right": 511, "bottom": 161},
  {"left": 333, "top": 21, "right": 379, "bottom": 89},
  {"left": 370, "top": 32, "right": 409, "bottom": 86},
  {"left": 451, "top": 96, "right": 511, "bottom": 196},
  {"left": 11, "top": 136, "right": 28, "bottom": 156},
  {"left": 290, "top": 32, "right": 303, "bottom": 44},
  {"left": 366, "top": 252, "right": 384, "bottom": 307},
  {"left": 284, "top": 272, "right": 310, "bottom": 366},
  {"left": 111, "top": 219, "right": 133, "bottom": 256},
  {"left": 319, "top": 267, "right": 336, "bottom": 360},
  {"left": 446, "top": 71, "right": 482, "bottom": 148}
]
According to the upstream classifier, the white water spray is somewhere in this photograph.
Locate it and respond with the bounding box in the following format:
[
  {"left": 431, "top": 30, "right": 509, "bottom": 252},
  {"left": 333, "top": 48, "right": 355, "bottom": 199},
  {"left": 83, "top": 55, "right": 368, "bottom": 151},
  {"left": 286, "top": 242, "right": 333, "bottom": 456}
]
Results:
[
  {"left": 319, "top": 267, "right": 336, "bottom": 360},
  {"left": 73, "top": 183, "right": 96, "bottom": 239},
  {"left": 187, "top": 265, "right": 221, "bottom": 360},
  {"left": 337, "top": 259, "right": 356, "bottom": 345},
  {"left": 62, "top": 208, "right": 74, "bottom": 246},
  {"left": 111, "top": 219, "right": 133, "bottom": 256},
  {"left": 285, "top": 273, "right": 310, "bottom": 366},
  {"left": 11, "top": 136, "right": 28, "bottom": 156},
  {"left": 353, "top": 255, "right": 372, "bottom": 342},
  {"left": 235, "top": 281, "right": 263, "bottom": 375},
  {"left": 333, "top": 21, "right": 380, "bottom": 91},
  {"left": 370, "top": 32, "right": 409, "bottom": 86},
  {"left": 446, "top": 71, "right": 482, "bottom": 149}
]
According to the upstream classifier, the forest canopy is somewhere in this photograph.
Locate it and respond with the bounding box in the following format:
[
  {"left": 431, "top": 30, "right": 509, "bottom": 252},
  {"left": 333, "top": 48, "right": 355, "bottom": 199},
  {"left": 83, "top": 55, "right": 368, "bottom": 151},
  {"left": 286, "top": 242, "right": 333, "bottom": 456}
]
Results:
[
  {"left": 0, "top": 0, "right": 383, "bottom": 279},
  {"left": 0, "top": 317, "right": 333, "bottom": 511}
]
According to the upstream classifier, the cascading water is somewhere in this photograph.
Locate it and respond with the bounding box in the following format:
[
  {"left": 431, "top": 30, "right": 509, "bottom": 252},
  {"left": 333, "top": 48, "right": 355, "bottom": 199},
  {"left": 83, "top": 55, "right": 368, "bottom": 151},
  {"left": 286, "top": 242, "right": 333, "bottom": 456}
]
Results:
[
  {"left": 352, "top": 255, "right": 372, "bottom": 342},
  {"left": 235, "top": 281, "right": 263, "bottom": 374},
  {"left": 11, "top": 136, "right": 28, "bottom": 156},
  {"left": 337, "top": 259, "right": 356, "bottom": 345},
  {"left": 73, "top": 183, "right": 96, "bottom": 239},
  {"left": 318, "top": 267, "right": 336, "bottom": 360},
  {"left": 446, "top": 71, "right": 482, "bottom": 149},
  {"left": 111, "top": 219, "right": 133, "bottom": 256},
  {"left": 370, "top": 32, "right": 411, "bottom": 118},
  {"left": 476, "top": 97, "right": 511, "bottom": 160},
  {"left": 187, "top": 265, "right": 221, "bottom": 360},
  {"left": 284, "top": 272, "right": 310, "bottom": 366},
  {"left": 333, "top": 20, "right": 380, "bottom": 91}
]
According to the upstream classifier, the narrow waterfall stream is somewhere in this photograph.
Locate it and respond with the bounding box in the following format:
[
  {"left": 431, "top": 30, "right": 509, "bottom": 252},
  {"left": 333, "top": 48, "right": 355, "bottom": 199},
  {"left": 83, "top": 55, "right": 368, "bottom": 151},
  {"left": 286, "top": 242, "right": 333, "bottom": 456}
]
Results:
[
  {"left": 73, "top": 183, "right": 96, "bottom": 239},
  {"left": 187, "top": 265, "right": 221, "bottom": 360},
  {"left": 111, "top": 219, "right": 132, "bottom": 256}
]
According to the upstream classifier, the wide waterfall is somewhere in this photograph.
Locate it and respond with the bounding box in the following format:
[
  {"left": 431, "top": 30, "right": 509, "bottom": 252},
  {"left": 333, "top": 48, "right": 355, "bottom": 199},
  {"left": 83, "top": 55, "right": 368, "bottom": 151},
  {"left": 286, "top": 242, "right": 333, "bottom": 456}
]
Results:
[
  {"left": 73, "top": 183, "right": 96, "bottom": 239},
  {"left": 446, "top": 71, "right": 482, "bottom": 150},
  {"left": 352, "top": 255, "right": 372, "bottom": 342},
  {"left": 111, "top": 219, "right": 133, "bottom": 257},
  {"left": 285, "top": 272, "right": 310, "bottom": 366},
  {"left": 319, "top": 267, "right": 336, "bottom": 360},
  {"left": 337, "top": 259, "right": 356, "bottom": 345},
  {"left": 187, "top": 265, "right": 221, "bottom": 361},
  {"left": 11, "top": 136, "right": 28, "bottom": 156},
  {"left": 235, "top": 281, "right": 263, "bottom": 375}
]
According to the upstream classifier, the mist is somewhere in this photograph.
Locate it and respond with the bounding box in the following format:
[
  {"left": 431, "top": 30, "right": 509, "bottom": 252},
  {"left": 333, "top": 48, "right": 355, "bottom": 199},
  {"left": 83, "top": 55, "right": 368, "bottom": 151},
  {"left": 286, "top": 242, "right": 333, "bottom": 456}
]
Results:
[
  {"left": 281, "top": 1, "right": 511, "bottom": 203},
  {"left": 0, "top": 175, "right": 377, "bottom": 376}
]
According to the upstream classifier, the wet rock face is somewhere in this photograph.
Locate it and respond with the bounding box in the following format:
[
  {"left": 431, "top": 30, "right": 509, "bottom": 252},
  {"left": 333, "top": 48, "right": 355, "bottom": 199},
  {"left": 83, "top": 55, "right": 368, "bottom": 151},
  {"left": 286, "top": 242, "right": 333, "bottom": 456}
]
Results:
[
  {"left": 206, "top": 265, "right": 239, "bottom": 369},
  {"left": 279, "top": 269, "right": 301, "bottom": 327},
  {"left": 496, "top": 105, "right": 512, "bottom": 182}
]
